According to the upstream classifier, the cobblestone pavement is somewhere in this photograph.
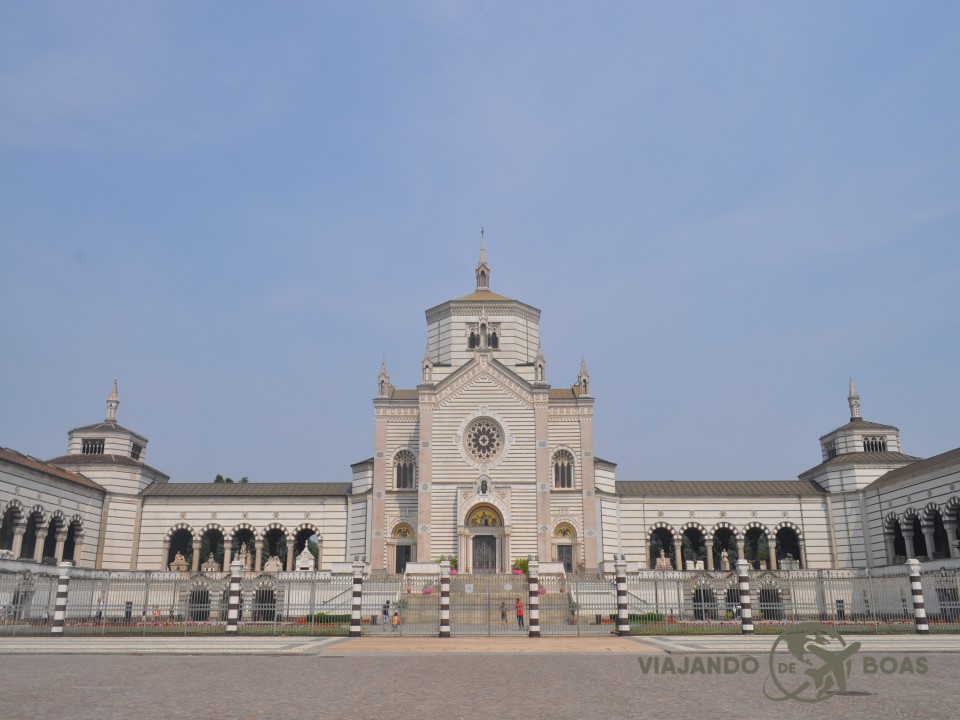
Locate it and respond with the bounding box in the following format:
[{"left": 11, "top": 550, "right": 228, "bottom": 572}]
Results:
[{"left": 1, "top": 639, "right": 959, "bottom": 719}]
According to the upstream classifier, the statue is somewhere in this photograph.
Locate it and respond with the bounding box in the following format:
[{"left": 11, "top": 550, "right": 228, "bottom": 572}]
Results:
[
  {"left": 168, "top": 551, "right": 188, "bottom": 572},
  {"left": 721, "top": 548, "right": 730, "bottom": 571}
]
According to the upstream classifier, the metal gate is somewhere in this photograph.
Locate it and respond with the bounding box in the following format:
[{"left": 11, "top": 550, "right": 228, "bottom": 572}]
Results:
[
  {"left": 539, "top": 574, "right": 618, "bottom": 636},
  {"left": 450, "top": 574, "right": 527, "bottom": 636}
]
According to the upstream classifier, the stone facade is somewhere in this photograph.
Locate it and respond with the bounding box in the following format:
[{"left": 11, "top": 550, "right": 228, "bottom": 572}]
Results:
[{"left": 2, "top": 248, "right": 958, "bottom": 573}]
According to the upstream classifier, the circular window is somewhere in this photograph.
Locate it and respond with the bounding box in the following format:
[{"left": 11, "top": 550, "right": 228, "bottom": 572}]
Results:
[{"left": 465, "top": 418, "right": 504, "bottom": 462}]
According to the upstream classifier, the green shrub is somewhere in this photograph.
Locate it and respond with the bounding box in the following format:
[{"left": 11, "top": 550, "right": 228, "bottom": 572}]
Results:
[{"left": 629, "top": 612, "right": 664, "bottom": 623}]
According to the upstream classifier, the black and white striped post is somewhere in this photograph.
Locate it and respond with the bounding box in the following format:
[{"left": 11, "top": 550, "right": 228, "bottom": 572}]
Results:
[
  {"left": 50, "top": 561, "right": 72, "bottom": 636},
  {"left": 528, "top": 558, "right": 540, "bottom": 638},
  {"left": 225, "top": 559, "right": 242, "bottom": 635},
  {"left": 614, "top": 556, "right": 629, "bottom": 636},
  {"left": 350, "top": 558, "right": 365, "bottom": 638},
  {"left": 735, "top": 559, "right": 753, "bottom": 635},
  {"left": 439, "top": 558, "right": 451, "bottom": 638},
  {"left": 906, "top": 558, "right": 929, "bottom": 634}
]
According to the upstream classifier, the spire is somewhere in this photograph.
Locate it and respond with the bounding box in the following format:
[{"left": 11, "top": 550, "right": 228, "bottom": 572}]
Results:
[
  {"left": 475, "top": 229, "right": 491, "bottom": 290},
  {"left": 848, "top": 377, "right": 861, "bottom": 421},
  {"left": 377, "top": 357, "right": 393, "bottom": 398},
  {"left": 422, "top": 343, "right": 433, "bottom": 383},
  {"left": 534, "top": 343, "right": 546, "bottom": 383},
  {"left": 575, "top": 355, "right": 590, "bottom": 396},
  {"left": 106, "top": 379, "right": 119, "bottom": 421}
]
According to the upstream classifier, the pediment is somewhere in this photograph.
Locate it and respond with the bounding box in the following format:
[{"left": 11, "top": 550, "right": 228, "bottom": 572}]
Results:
[{"left": 433, "top": 354, "right": 533, "bottom": 407}]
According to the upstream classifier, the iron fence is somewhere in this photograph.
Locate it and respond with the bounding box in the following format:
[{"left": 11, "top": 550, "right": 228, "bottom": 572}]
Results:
[{"left": 3, "top": 563, "right": 958, "bottom": 637}]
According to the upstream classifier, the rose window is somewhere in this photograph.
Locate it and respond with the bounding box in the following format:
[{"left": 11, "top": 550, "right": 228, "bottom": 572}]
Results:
[{"left": 465, "top": 418, "right": 504, "bottom": 462}]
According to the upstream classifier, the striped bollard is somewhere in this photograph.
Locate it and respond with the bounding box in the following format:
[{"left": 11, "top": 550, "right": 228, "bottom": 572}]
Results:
[
  {"left": 528, "top": 559, "right": 540, "bottom": 638},
  {"left": 350, "top": 560, "right": 365, "bottom": 638},
  {"left": 906, "top": 559, "right": 929, "bottom": 634},
  {"left": 735, "top": 559, "right": 753, "bottom": 635},
  {"left": 439, "top": 559, "right": 451, "bottom": 638},
  {"left": 50, "top": 561, "right": 72, "bottom": 636},
  {"left": 614, "top": 558, "right": 629, "bottom": 636},
  {"left": 225, "top": 560, "right": 242, "bottom": 635}
]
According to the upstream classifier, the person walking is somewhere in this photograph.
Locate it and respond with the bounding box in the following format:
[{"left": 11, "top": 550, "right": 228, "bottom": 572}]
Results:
[
  {"left": 382, "top": 602, "right": 390, "bottom": 629},
  {"left": 391, "top": 611, "right": 401, "bottom": 633},
  {"left": 515, "top": 597, "right": 524, "bottom": 630},
  {"left": 500, "top": 601, "right": 507, "bottom": 625}
]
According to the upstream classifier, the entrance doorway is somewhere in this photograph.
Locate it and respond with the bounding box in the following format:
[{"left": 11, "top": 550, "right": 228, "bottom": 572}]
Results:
[
  {"left": 557, "top": 545, "right": 574, "bottom": 573},
  {"left": 395, "top": 545, "right": 412, "bottom": 574},
  {"left": 473, "top": 536, "right": 497, "bottom": 574}
]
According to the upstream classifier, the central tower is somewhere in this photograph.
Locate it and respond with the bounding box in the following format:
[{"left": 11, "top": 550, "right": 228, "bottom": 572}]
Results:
[{"left": 368, "top": 240, "right": 605, "bottom": 574}]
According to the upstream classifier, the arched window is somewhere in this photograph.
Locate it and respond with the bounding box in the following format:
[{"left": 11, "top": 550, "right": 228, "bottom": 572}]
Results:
[
  {"left": 863, "top": 436, "right": 887, "bottom": 452},
  {"left": 490, "top": 331, "right": 499, "bottom": 349},
  {"left": 395, "top": 450, "right": 416, "bottom": 489},
  {"left": 469, "top": 332, "right": 477, "bottom": 349},
  {"left": 553, "top": 449, "right": 574, "bottom": 489}
]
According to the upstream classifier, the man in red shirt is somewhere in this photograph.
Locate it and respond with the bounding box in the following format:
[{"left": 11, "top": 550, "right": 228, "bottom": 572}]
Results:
[{"left": 515, "top": 597, "right": 525, "bottom": 630}]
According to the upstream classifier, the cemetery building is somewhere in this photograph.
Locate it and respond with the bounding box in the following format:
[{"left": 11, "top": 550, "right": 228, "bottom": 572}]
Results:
[{"left": 2, "top": 246, "right": 959, "bottom": 575}]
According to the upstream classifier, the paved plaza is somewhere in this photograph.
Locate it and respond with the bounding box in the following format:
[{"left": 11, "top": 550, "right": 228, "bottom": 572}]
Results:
[{"left": 1, "top": 636, "right": 959, "bottom": 719}]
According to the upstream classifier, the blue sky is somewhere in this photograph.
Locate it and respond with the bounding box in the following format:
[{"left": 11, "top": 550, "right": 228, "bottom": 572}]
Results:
[{"left": 1, "top": 2, "right": 958, "bottom": 484}]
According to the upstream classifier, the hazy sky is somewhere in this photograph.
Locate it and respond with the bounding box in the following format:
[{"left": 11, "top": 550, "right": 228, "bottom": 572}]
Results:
[{"left": 2, "top": 2, "right": 958, "bottom": 485}]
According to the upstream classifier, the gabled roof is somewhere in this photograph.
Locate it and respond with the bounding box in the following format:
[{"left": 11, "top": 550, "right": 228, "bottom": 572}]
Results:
[
  {"left": 820, "top": 417, "right": 899, "bottom": 440},
  {"left": 798, "top": 451, "right": 920, "bottom": 480},
  {"left": 864, "top": 447, "right": 960, "bottom": 492},
  {"left": 142, "top": 482, "right": 351, "bottom": 498},
  {"left": 0, "top": 447, "right": 105, "bottom": 491},
  {"left": 616, "top": 479, "right": 825, "bottom": 498}
]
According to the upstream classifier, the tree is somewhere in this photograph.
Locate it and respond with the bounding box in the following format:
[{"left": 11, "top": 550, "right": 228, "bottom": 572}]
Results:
[{"left": 214, "top": 475, "right": 249, "bottom": 484}]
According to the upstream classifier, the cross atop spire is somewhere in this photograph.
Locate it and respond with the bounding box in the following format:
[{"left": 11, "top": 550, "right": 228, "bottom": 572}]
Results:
[
  {"left": 848, "top": 377, "right": 861, "bottom": 421},
  {"left": 476, "top": 230, "right": 490, "bottom": 290},
  {"left": 106, "top": 379, "right": 119, "bottom": 421}
]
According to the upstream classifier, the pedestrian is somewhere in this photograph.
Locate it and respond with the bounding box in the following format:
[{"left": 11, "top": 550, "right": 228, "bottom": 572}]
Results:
[
  {"left": 515, "top": 597, "right": 524, "bottom": 630},
  {"left": 382, "top": 601, "right": 390, "bottom": 628},
  {"left": 500, "top": 601, "right": 507, "bottom": 624},
  {"left": 95, "top": 597, "right": 105, "bottom": 623},
  {"left": 391, "top": 611, "right": 400, "bottom": 633}
]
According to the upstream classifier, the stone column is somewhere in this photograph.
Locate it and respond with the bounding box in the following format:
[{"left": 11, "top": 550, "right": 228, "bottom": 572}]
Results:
[
  {"left": 906, "top": 558, "right": 929, "bottom": 634},
  {"left": 439, "top": 559, "right": 451, "bottom": 638},
  {"left": 50, "top": 561, "right": 72, "bottom": 636},
  {"left": 349, "top": 560, "right": 365, "bottom": 638},
  {"left": 736, "top": 559, "right": 753, "bottom": 635},
  {"left": 527, "top": 559, "right": 540, "bottom": 638},
  {"left": 799, "top": 539, "right": 808, "bottom": 569},
  {"left": 225, "top": 560, "right": 243, "bottom": 635},
  {"left": 921, "top": 525, "right": 936, "bottom": 560},
  {"left": 285, "top": 539, "right": 295, "bottom": 572},
  {"left": 883, "top": 532, "right": 896, "bottom": 565},
  {"left": 705, "top": 538, "right": 714, "bottom": 571},
  {"left": 732, "top": 535, "right": 741, "bottom": 563},
  {"left": 503, "top": 528, "right": 511, "bottom": 573},
  {"left": 72, "top": 535, "right": 84, "bottom": 566},
  {"left": 255, "top": 540, "right": 264, "bottom": 572},
  {"left": 315, "top": 539, "right": 324, "bottom": 571},
  {"left": 673, "top": 542, "right": 682, "bottom": 572},
  {"left": 54, "top": 530, "right": 68, "bottom": 564},
  {"left": 943, "top": 520, "right": 959, "bottom": 559},
  {"left": 768, "top": 535, "right": 778, "bottom": 572},
  {"left": 614, "top": 558, "right": 629, "bottom": 636},
  {"left": 191, "top": 538, "right": 201, "bottom": 572},
  {"left": 33, "top": 528, "right": 48, "bottom": 563},
  {"left": 901, "top": 528, "right": 916, "bottom": 560},
  {"left": 161, "top": 537, "right": 170, "bottom": 570},
  {"left": 223, "top": 543, "right": 232, "bottom": 569},
  {"left": 10, "top": 525, "right": 25, "bottom": 560}
]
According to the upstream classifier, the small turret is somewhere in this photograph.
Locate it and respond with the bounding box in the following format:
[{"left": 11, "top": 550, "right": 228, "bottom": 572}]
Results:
[
  {"left": 575, "top": 355, "right": 590, "bottom": 396},
  {"left": 106, "top": 379, "right": 119, "bottom": 421},
  {"left": 377, "top": 357, "right": 393, "bottom": 397},
  {"left": 475, "top": 230, "right": 491, "bottom": 290},
  {"left": 848, "top": 377, "right": 861, "bottom": 421},
  {"left": 422, "top": 344, "right": 433, "bottom": 383}
]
